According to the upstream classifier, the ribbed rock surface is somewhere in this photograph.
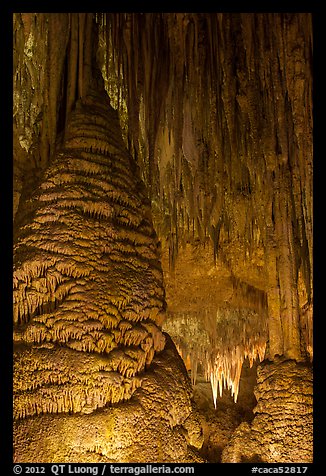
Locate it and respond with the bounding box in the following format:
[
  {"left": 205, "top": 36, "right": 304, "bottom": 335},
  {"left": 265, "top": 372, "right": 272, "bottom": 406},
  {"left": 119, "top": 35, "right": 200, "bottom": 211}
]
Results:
[
  {"left": 13, "top": 13, "right": 313, "bottom": 463},
  {"left": 221, "top": 358, "right": 313, "bottom": 462},
  {"left": 14, "top": 335, "right": 204, "bottom": 463},
  {"left": 13, "top": 91, "right": 168, "bottom": 420}
]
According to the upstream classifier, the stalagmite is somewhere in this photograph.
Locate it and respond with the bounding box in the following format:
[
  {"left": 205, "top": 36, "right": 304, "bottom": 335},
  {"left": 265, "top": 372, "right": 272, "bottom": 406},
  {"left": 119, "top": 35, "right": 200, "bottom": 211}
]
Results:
[
  {"left": 13, "top": 90, "right": 167, "bottom": 419},
  {"left": 165, "top": 306, "right": 267, "bottom": 405},
  {"left": 13, "top": 12, "right": 312, "bottom": 464}
]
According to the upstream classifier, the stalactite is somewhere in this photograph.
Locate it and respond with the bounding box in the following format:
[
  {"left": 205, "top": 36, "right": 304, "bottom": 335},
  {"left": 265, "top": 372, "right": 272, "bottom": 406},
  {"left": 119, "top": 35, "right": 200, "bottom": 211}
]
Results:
[
  {"left": 78, "top": 13, "right": 86, "bottom": 98},
  {"left": 14, "top": 12, "right": 313, "bottom": 290},
  {"left": 14, "top": 15, "right": 313, "bottom": 434},
  {"left": 222, "top": 358, "right": 313, "bottom": 463}
]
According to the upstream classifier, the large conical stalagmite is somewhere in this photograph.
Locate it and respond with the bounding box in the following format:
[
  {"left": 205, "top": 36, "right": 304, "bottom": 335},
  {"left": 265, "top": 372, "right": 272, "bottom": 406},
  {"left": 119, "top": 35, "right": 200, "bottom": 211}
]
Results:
[
  {"left": 13, "top": 90, "right": 204, "bottom": 462},
  {"left": 13, "top": 12, "right": 313, "bottom": 463}
]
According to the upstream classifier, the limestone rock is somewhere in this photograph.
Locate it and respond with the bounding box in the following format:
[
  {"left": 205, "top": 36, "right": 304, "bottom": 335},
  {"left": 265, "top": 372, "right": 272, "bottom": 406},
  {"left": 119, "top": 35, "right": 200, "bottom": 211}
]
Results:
[
  {"left": 14, "top": 335, "right": 204, "bottom": 463},
  {"left": 221, "top": 358, "right": 313, "bottom": 463}
]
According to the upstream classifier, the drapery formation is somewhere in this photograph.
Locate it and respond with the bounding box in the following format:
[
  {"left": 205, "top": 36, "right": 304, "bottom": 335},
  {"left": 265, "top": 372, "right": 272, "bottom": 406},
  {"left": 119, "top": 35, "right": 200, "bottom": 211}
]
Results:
[
  {"left": 96, "top": 13, "right": 313, "bottom": 363},
  {"left": 13, "top": 88, "right": 204, "bottom": 464},
  {"left": 13, "top": 13, "right": 313, "bottom": 408}
]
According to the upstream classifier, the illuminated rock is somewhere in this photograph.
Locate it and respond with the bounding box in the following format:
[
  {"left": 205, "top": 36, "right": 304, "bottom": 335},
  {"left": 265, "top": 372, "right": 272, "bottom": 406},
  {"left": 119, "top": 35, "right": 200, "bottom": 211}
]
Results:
[
  {"left": 13, "top": 12, "right": 313, "bottom": 463},
  {"left": 14, "top": 335, "right": 204, "bottom": 463},
  {"left": 13, "top": 91, "right": 204, "bottom": 462},
  {"left": 221, "top": 358, "right": 313, "bottom": 463}
]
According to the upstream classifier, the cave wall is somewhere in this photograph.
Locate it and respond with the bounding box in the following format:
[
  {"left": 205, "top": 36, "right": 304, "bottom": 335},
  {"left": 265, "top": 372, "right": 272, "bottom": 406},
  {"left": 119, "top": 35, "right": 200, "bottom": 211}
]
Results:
[
  {"left": 221, "top": 358, "right": 313, "bottom": 463},
  {"left": 14, "top": 13, "right": 313, "bottom": 364},
  {"left": 13, "top": 12, "right": 313, "bottom": 463}
]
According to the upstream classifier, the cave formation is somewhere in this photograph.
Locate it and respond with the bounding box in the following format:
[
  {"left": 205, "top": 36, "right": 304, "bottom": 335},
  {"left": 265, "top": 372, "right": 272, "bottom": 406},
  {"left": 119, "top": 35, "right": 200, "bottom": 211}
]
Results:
[{"left": 13, "top": 13, "right": 313, "bottom": 463}]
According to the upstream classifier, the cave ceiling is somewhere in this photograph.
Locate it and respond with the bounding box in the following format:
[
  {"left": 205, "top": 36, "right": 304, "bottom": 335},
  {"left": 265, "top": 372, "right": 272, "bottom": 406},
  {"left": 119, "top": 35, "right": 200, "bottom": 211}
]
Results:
[{"left": 13, "top": 12, "right": 313, "bottom": 403}]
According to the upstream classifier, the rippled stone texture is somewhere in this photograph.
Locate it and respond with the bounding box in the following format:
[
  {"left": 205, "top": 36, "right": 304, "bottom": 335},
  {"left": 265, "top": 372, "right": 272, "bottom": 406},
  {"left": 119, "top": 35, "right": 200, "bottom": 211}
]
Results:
[
  {"left": 13, "top": 13, "right": 313, "bottom": 463},
  {"left": 14, "top": 335, "right": 204, "bottom": 463},
  {"left": 13, "top": 91, "right": 204, "bottom": 462},
  {"left": 221, "top": 358, "right": 313, "bottom": 463},
  {"left": 14, "top": 91, "right": 167, "bottom": 418}
]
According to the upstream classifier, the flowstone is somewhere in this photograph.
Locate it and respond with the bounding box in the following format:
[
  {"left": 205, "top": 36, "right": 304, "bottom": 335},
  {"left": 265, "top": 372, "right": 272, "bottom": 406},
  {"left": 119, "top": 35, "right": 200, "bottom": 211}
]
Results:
[
  {"left": 221, "top": 358, "right": 313, "bottom": 463},
  {"left": 13, "top": 91, "right": 204, "bottom": 462},
  {"left": 14, "top": 335, "right": 204, "bottom": 463}
]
